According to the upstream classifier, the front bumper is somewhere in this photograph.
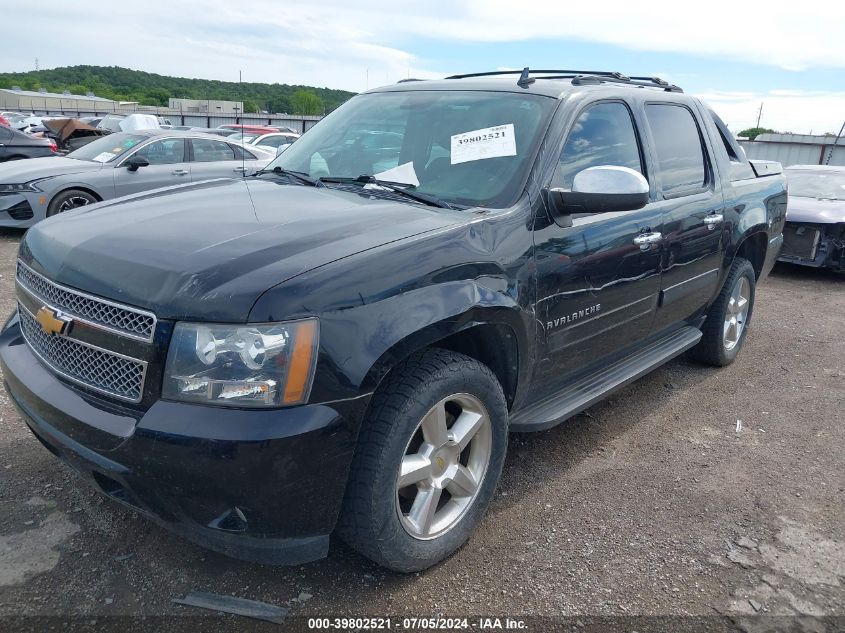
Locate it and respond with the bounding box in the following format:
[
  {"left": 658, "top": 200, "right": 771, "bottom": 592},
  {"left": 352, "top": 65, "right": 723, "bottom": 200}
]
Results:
[
  {"left": 0, "top": 316, "right": 368, "bottom": 565},
  {"left": 0, "top": 192, "right": 39, "bottom": 227},
  {"left": 777, "top": 222, "right": 845, "bottom": 272}
]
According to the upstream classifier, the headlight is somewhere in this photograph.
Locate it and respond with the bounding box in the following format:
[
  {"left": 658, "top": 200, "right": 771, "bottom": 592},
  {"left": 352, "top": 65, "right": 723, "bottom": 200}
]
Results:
[
  {"left": 0, "top": 182, "right": 41, "bottom": 193},
  {"left": 162, "top": 319, "right": 319, "bottom": 408}
]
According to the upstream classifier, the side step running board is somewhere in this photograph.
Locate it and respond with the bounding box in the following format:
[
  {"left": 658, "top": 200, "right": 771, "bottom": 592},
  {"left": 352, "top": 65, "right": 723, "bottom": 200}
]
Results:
[{"left": 509, "top": 326, "right": 702, "bottom": 432}]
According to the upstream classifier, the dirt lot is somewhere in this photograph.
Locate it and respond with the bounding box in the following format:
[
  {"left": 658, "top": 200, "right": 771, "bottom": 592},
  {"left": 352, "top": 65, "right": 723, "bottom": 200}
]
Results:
[{"left": 0, "top": 226, "right": 842, "bottom": 631}]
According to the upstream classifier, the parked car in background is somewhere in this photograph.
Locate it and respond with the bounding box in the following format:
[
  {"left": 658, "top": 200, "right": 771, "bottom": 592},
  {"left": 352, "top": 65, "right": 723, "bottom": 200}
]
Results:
[
  {"left": 778, "top": 165, "right": 845, "bottom": 273},
  {"left": 79, "top": 116, "right": 104, "bottom": 128},
  {"left": 6, "top": 114, "right": 30, "bottom": 129},
  {"left": 0, "top": 130, "right": 273, "bottom": 227},
  {"left": 11, "top": 116, "right": 61, "bottom": 133},
  {"left": 0, "top": 125, "right": 58, "bottom": 161},
  {"left": 187, "top": 127, "right": 242, "bottom": 137},
  {"left": 225, "top": 131, "right": 300, "bottom": 153},
  {"left": 95, "top": 114, "right": 127, "bottom": 133},
  {"left": 0, "top": 115, "right": 10, "bottom": 128},
  {"left": 217, "top": 123, "right": 279, "bottom": 135}
]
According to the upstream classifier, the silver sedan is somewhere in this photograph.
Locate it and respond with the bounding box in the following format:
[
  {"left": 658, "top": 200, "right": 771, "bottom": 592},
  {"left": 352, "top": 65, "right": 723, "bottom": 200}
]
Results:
[{"left": 0, "top": 130, "right": 274, "bottom": 227}]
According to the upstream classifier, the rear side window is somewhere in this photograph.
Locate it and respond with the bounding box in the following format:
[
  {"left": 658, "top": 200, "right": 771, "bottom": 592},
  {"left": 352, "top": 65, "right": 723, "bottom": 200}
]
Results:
[
  {"left": 553, "top": 101, "right": 643, "bottom": 189},
  {"left": 645, "top": 104, "right": 706, "bottom": 194},
  {"left": 710, "top": 110, "right": 755, "bottom": 181},
  {"left": 192, "top": 138, "right": 237, "bottom": 162},
  {"left": 231, "top": 144, "right": 257, "bottom": 160}
]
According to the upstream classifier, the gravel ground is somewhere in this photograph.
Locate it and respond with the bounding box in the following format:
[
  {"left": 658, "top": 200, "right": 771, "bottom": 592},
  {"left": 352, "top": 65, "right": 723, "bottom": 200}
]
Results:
[{"left": 0, "top": 227, "right": 842, "bottom": 632}]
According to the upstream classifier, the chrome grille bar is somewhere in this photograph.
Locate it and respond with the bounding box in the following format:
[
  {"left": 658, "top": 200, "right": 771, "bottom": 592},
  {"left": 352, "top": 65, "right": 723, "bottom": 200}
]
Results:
[
  {"left": 18, "top": 302, "right": 147, "bottom": 403},
  {"left": 16, "top": 260, "right": 157, "bottom": 342}
]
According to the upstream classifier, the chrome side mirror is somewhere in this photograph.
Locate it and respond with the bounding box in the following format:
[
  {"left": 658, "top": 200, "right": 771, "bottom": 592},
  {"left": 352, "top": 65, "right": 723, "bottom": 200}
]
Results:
[{"left": 545, "top": 165, "right": 650, "bottom": 224}]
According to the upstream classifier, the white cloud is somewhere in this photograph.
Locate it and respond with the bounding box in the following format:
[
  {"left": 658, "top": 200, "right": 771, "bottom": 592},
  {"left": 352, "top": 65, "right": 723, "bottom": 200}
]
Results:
[
  {"left": 410, "top": 1, "right": 845, "bottom": 71},
  {"left": 1, "top": 1, "right": 842, "bottom": 132},
  {"left": 4, "top": 0, "right": 844, "bottom": 90},
  {"left": 700, "top": 90, "right": 845, "bottom": 134}
]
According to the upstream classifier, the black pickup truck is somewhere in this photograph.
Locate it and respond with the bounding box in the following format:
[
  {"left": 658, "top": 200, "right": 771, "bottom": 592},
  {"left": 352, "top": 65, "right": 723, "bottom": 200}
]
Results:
[{"left": 0, "top": 69, "right": 787, "bottom": 572}]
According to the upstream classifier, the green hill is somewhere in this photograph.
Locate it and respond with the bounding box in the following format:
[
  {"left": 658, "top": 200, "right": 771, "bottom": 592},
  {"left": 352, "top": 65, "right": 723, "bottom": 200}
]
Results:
[{"left": 0, "top": 65, "right": 356, "bottom": 115}]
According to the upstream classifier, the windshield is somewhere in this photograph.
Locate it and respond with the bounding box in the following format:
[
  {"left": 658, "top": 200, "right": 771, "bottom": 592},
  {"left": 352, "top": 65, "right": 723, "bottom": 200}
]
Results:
[
  {"left": 266, "top": 90, "right": 556, "bottom": 208},
  {"left": 66, "top": 133, "right": 147, "bottom": 163},
  {"left": 786, "top": 170, "right": 845, "bottom": 201}
]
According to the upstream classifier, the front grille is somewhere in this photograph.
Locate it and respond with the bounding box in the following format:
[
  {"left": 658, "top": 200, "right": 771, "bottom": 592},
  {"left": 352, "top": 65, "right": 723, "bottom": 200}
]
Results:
[
  {"left": 16, "top": 261, "right": 156, "bottom": 341},
  {"left": 19, "top": 303, "right": 147, "bottom": 402}
]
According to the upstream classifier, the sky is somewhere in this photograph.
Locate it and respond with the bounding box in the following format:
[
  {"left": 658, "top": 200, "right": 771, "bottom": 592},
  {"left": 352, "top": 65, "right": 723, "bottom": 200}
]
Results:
[{"left": 2, "top": 0, "right": 844, "bottom": 134}]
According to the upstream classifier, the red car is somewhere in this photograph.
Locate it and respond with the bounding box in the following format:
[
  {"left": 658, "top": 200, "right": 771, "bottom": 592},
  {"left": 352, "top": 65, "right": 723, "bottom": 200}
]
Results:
[
  {"left": 0, "top": 115, "right": 10, "bottom": 127},
  {"left": 216, "top": 123, "right": 279, "bottom": 135}
]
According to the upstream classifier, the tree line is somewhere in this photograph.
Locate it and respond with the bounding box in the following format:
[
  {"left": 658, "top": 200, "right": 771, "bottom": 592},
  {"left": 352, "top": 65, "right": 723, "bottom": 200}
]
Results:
[{"left": 0, "top": 65, "right": 355, "bottom": 115}]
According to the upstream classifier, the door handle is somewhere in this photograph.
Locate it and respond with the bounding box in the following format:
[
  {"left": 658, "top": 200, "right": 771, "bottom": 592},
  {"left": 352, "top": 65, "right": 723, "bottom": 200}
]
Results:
[
  {"left": 233, "top": 166, "right": 248, "bottom": 173},
  {"left": 171, "top": 169, "right": 189, "bottom": 176},
  {"left": 633, "top": 232, "right": 662, "bottom": 250},
  {"left": 703, "top": 214, "right": 723, "bottom": 230}
]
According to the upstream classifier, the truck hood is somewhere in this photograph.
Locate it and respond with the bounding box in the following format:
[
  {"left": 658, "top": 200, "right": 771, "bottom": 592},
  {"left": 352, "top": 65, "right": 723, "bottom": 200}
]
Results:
[
  {"left": 21, "top": 178, "right": 465, "bottom": 321},
  {"left": 0, "top": 156, "right": 104, "bottom": 183},
  {"left": 785, "top": 195, "right": 845, "bottom": 224}
]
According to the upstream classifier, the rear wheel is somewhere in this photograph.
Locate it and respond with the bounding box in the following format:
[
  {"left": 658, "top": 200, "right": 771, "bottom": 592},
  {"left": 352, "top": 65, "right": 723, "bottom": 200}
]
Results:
[
  {"left": 337, "top": 348, "right": 508, "bottom": 572},
  {"left": 47, "top": 189, "right": 99, "bottom": 217},
  {"left": 691, "top": 257, "right": 756, "bottom": 366}
]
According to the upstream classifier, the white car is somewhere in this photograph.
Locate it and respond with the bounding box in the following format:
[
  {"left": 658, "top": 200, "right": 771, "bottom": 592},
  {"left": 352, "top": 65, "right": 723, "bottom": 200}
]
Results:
[{"left": 227, "top": 131, "right": 300, "bottom": 154}]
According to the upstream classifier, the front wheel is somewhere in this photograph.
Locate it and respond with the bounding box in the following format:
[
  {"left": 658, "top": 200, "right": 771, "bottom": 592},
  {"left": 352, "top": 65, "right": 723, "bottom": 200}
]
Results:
[
  {"left": 337, "top": 348, "right": 508, "bottom": 572},
  {"left": 692, "top": 257, "right": 757, "bottom": 366},
  {"left": 47, "top": 189, "right": 99, "bottom": 217}
]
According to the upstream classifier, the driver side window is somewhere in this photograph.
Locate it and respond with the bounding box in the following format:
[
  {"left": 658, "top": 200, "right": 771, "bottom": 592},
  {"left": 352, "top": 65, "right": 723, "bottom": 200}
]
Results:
[{"left": 552, "top": 101, "right": 644, "bottom": 190}]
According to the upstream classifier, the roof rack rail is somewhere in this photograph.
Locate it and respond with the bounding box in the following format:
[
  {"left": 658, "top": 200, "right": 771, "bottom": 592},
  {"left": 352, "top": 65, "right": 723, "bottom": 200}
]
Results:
[{"left": 444, "top": 68, "right": 683, "bottom": 93}]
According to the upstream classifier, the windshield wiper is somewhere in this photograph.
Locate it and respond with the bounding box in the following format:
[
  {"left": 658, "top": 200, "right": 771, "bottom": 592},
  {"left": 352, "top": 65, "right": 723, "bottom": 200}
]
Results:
[
  {"left": 254, "top": 166, "right": 324, "bottom": 187},
  {"left": 320, "top": 175, "right": 455, "bottom": 209}
]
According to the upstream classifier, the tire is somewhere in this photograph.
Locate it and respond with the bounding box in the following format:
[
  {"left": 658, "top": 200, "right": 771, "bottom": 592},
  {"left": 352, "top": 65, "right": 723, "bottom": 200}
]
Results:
[
  {"left": 47, "top": 189, "right": 99, "bottom": 217},
  {"left": 691, "top": 257, "right": 756, "bottom": 367},
  {"left": 337, "top": 348, "right": 508, "bottom": 572}
]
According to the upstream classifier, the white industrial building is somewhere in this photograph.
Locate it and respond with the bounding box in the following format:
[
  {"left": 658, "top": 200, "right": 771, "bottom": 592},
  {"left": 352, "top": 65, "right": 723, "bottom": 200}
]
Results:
[
  {"left": 0, "top": 87, "right": 119, "bottom": 113},
  {"left": 738, "top": 133, "right": 844, "bottom": 167},
  {"left": 168, "top": 98, "right": 244, "bottom": 114}
]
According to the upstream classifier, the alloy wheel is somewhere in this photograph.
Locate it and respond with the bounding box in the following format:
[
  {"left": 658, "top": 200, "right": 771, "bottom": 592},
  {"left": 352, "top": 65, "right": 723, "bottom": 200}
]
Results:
[
  {"left": 395, "top": 393, "right": 492, "bottom": 540},
  {"left": 723, "top": 276, "right": 750, "bottom": 350},
  {"left": 57, "top": 196, "right": 93, "bottom": 212}
]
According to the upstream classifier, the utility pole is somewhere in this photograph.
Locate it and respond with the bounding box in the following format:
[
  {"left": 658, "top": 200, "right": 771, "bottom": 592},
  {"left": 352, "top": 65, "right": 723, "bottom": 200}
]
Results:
[
  {"left": 825, "top": 120, "right": 845, "bottom": 165},
  {"left": 756, "top": 102, "right": 763, "bottom": 129},
  {"left": 34, "top": 58, "right": 39, "bottom": 71}
]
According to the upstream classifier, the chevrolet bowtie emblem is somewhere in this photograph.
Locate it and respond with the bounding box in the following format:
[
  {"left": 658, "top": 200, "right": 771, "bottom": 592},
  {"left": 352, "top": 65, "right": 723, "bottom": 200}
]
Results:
[{"left": 36, "top": 306, "right": 73, "bottom": 336}]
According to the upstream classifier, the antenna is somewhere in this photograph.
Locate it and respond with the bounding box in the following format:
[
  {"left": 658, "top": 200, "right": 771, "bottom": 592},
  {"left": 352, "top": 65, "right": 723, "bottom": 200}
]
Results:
[{"left": 239, "top": 70, "right": 245, "bottom": 178}]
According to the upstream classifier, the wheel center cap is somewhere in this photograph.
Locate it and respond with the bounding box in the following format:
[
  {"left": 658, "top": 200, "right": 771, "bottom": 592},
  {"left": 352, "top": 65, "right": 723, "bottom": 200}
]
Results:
[{"left": 431, "top": 447, "right": 455, "bottom": 477}]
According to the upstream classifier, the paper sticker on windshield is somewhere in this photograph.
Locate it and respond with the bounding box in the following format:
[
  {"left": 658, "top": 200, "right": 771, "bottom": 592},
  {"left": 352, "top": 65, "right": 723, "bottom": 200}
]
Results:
[
  {"left": 451, "top": 124, "right": 516, "bottom": 165},
  {"left": 92, "top": 152, "right": 116, "bottom": 163}
]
